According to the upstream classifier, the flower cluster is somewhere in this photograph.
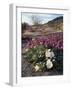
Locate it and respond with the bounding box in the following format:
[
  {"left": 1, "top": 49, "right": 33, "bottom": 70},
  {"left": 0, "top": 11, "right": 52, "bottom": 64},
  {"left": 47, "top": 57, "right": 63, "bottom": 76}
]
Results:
[
  {"left": 25, "top": 32, "right": 63, "bottom": 50},
  {"left": 25, "top": 45, "right": 46, "bottom": 71}
]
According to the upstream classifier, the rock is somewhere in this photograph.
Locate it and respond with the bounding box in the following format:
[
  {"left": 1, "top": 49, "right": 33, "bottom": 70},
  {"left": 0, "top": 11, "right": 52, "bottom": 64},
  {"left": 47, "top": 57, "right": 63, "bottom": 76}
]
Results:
[{"left": 21, "top": 56, "right": 35, "bottom": 77}]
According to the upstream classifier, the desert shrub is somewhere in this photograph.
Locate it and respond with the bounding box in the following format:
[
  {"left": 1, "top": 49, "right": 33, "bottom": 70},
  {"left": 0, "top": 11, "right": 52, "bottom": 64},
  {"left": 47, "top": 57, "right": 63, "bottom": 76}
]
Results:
[{"left": 26, "top": 45, "right": 46, "bottom": 64}]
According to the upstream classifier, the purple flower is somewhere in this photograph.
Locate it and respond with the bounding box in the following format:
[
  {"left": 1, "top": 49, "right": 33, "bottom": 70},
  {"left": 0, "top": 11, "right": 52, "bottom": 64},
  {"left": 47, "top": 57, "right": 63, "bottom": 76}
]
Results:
[{"left": 23, "top": 32, "right": 63, "bottom": 50}]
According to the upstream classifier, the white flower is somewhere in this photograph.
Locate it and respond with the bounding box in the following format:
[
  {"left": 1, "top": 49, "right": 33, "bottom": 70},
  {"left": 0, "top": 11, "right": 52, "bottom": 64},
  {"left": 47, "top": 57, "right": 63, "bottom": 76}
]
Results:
[
  {"left": 34, "top": 65, "right": 40, "bottom": 71},
  {"left": 46, "top": 59, "right": 53, "bottom": 69},
  {"left": 25, "top": 48, "right": 29, "bottom": 52},
  {"left": 45, "top": 49, "right": 55, "bottom": 58},
  {"left": 52, "top": 59, "right": 55, "bottom": 62},
  {"left": 48, "top": 49, "right": 51, "bottom": 52}
]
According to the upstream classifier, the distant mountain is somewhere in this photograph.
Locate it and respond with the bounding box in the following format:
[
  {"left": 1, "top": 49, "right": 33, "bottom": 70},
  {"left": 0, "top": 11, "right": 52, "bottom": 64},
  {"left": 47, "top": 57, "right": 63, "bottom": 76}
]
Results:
[
  {"left": 48, "top": 16, "right": 63, "bottom": 23},
  {"left": 47, "top": 16, "right": 63, "bottom": 31},
  {"left": 22, "top": 16, "right": 63, "bottom": 37}
]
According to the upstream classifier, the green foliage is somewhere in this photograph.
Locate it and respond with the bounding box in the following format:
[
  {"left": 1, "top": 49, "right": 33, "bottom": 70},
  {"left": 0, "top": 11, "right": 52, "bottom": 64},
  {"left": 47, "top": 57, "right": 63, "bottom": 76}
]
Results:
[
  {"left": 25, "top": 45, "right": 63, "bottom": 73},
  {"left": 26, "top": 45, "right": 46, "bottom": 64}
]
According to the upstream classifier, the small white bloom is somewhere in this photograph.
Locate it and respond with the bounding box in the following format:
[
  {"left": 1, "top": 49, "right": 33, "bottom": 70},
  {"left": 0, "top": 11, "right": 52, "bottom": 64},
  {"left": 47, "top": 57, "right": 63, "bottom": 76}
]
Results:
[
  {"left": 32, "top": 38, "right": 35, "bottom": 41},
  {"left": 34, "top": 46, "right": 36, "bottom": 48},
  {"left": 51, "top": 51, "right": 55, "bottom": 58},
  {"left": 46, "top": 59, "right": 53, "bottom": 69},
  {"left": 52, "top": 59, "right": 55, "bottom": 62},
  {"left": 34, "top": 65, "right": 40, "bottom": 71},
  {"left": 45, "top": 49, "right": 55, "bottom": 58},
  {"left": 48, "top": 49, "right": 51, "bottom": 52},
  {"left": 25, "top": 48, "right": 29, "bottom": 52}
]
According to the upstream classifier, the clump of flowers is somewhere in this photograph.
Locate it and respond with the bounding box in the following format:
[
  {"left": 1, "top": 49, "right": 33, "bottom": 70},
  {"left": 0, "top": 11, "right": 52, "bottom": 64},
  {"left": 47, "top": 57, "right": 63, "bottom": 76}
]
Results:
[
  {"left": 25, "top": 32, "right": 63, "bottom": 50},
  {"left": 25, "top": 45, "right": 46, "bottom": 71},
  {"left": 34, "top": 62, "right": 45, "bottom": 72},
  {"left": 23, "top": 32, "right": 63, "bottom": 72},
  {"left": 45, "top": 49, "right": 55, "bottom": 69},
  {"left": 26, "top": 45, "right": 45, "bottom": 63}
]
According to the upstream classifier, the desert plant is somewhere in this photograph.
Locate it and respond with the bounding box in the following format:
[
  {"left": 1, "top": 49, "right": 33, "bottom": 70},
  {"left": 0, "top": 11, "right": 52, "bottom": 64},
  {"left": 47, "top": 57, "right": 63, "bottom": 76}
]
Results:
[{"left": 26, "top": 45, "right": 46, "bottom": 64}]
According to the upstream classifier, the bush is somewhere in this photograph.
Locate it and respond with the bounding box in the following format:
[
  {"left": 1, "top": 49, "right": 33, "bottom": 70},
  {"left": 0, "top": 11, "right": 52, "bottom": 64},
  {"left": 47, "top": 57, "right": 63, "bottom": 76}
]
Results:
[{"left": 26, "top": 45, "right": 46, "bottom": 64}]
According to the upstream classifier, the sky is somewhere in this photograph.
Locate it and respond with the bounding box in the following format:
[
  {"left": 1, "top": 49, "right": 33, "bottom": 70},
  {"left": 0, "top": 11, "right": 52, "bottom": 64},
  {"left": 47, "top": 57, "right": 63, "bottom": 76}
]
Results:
[{"left": 22, "top": 13, "right": 63, "bottom": 25}]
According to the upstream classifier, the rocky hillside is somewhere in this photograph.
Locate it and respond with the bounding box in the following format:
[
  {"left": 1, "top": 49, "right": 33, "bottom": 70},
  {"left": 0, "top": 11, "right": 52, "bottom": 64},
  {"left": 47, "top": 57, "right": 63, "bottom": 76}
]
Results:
[
  {"left": 47, "top": 16, "right": 63, "bottom": 31},
  {"left": 22, "top": 16, "right": 63, "bottom": 37}
]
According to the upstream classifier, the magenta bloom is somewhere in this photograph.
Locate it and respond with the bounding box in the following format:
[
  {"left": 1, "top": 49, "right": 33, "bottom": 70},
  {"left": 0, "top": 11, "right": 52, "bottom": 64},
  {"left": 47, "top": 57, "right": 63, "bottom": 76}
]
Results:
[{"left": 24, "top": 32, "right": 63, "bottom": 50}]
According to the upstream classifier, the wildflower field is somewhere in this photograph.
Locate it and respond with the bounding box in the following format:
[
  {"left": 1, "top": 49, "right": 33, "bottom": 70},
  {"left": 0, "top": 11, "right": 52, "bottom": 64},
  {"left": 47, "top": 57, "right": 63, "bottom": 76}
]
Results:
[
  {"left": 22, "top": 32, "right": 63, "bottom": 77},
  {"left": 21, "top": 14, "right": 63, "bottom": 77}
]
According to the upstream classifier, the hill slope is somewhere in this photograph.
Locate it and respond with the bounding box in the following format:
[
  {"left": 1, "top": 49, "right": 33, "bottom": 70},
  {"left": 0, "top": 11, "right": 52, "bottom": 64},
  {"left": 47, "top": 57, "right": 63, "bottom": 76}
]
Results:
[{"left": 22, "top": 16, "right": 63, "bottom": 37}]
